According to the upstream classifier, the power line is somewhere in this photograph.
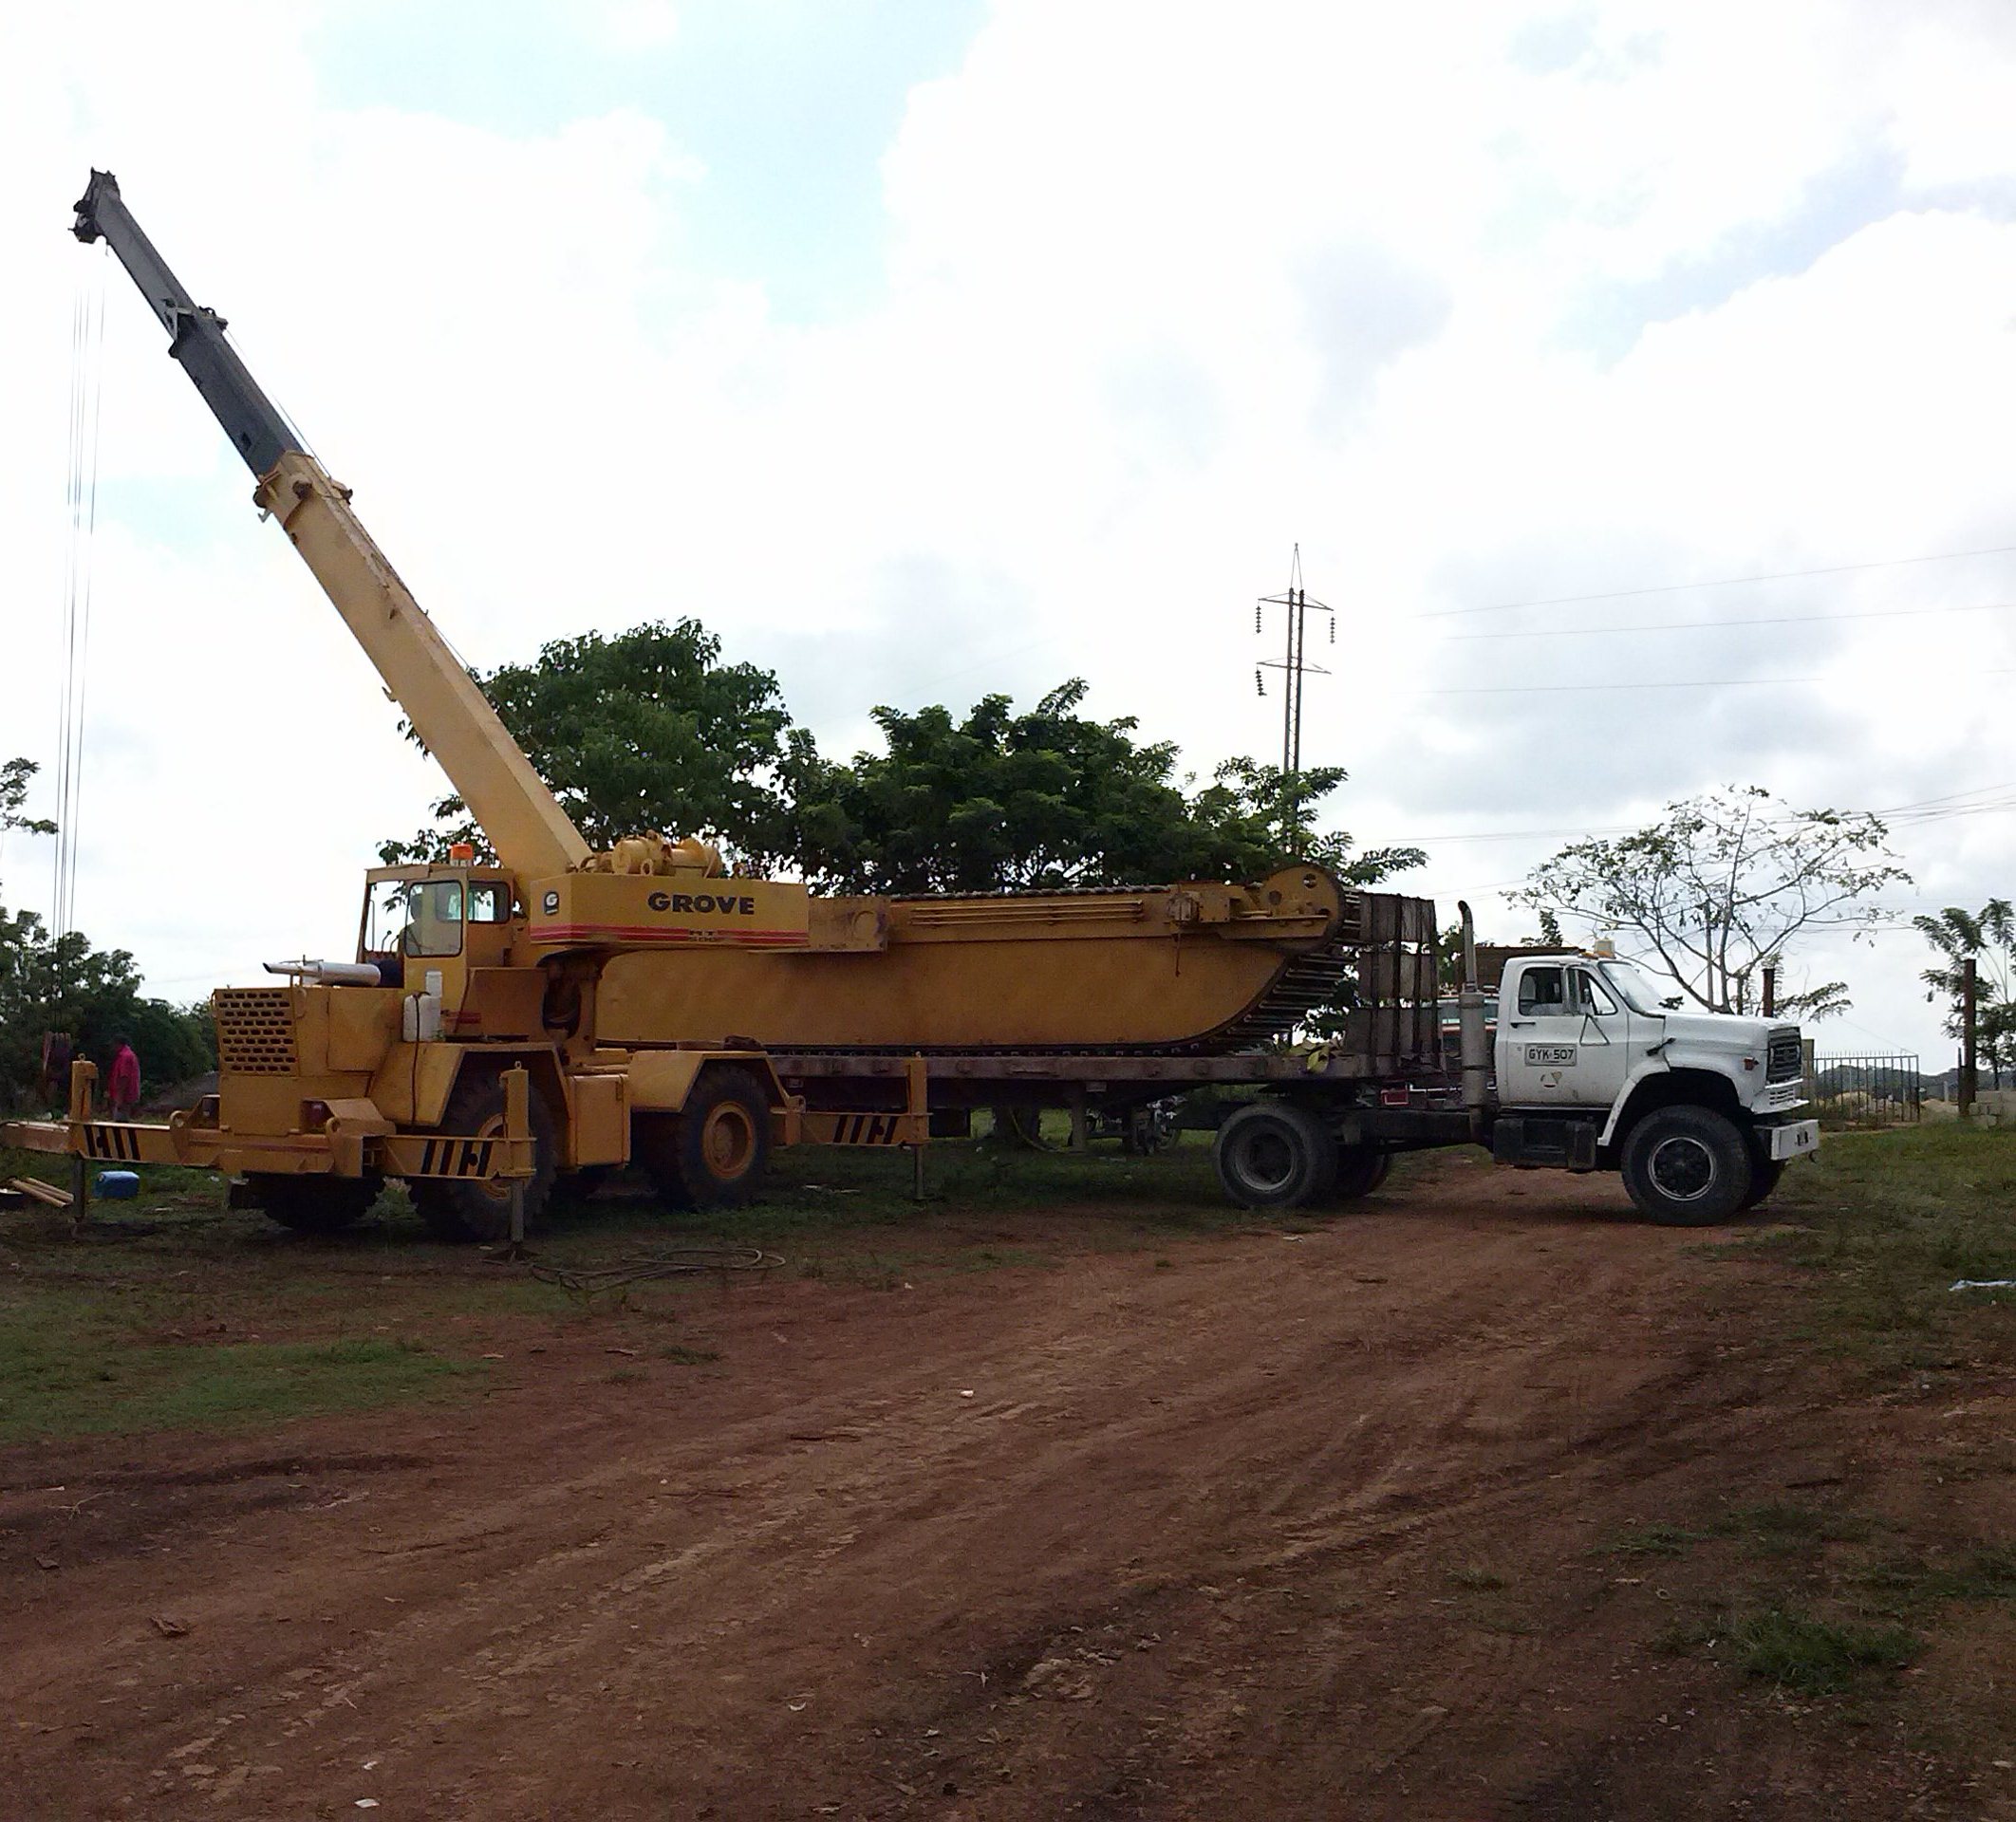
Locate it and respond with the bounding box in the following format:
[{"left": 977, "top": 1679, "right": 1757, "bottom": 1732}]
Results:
[
  {"left": 1409, "top": 667, "right": 2016, "bottom": 698},
  {"left": 1416, "top": 540, "right": 2016, "bottom": 621},
  {"left": 1445, "top": 601, "right": 2016, "bottom": 642}
]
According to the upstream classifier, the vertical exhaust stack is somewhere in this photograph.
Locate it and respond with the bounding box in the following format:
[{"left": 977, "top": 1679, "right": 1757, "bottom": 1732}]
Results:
[{"left": 1456, "top": 900, "right": 1489, "bottom": 1141}]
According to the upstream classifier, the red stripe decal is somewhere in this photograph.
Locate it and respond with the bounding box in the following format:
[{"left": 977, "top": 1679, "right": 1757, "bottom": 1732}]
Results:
[{"left": 530, "top": 924, "right": 808, "bottom": 945}]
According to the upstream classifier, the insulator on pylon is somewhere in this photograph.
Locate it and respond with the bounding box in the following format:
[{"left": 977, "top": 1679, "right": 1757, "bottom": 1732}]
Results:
[
  {"left": 1255, "top": 602, "right": 1261, "bottom": 633},
  {"left": 1329, "top": 615, "right": 1335, "bottom": 643},
  {"left": 1255, "top": 667, "right": 1264, "bottom": 697}
]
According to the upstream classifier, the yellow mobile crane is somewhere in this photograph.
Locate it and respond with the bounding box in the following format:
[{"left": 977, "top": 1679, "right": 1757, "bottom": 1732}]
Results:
[{"left": 7, "top": 172, "right": 1414, "bottom": 1239}]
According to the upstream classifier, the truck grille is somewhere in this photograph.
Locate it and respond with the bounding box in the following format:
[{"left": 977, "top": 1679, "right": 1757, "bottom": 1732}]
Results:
[
  {"left": 1767, "top": 1029, "right": 1802, "bottom": 1083},
  {"left": 215, "top": 987, "right": 299, "bottom": 1075}
]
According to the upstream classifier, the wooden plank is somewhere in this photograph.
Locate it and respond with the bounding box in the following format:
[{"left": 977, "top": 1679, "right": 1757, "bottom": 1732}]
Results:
[{"left": 7, "top": 1175, "right": 72, "bottom": 1209}]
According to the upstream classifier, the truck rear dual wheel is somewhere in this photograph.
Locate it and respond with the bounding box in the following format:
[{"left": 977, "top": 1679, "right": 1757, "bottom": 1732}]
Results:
[
  {"left": 637, "top": 1067, "right": 772, "bottom": 1211},
  {"left": 250, "top": 1172, "right": 383, "bottom": 1235},
  {"left": 411, "top": 1069, "right": 558, "bottom": 1244},
  {"left": 1331, "top": 1145, "right": 1392, "bottom": 1203},
  {"left": 1214, "top": 1102, "right": 1336, "bottom": 1209},
  {"left": 1620, "top": 1106, "right": 1753, "bottom": 1227}
]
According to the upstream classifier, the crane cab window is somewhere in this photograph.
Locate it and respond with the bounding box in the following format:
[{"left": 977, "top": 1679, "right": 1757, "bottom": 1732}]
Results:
[
  {"left": 1518, "top": 966, "right": 1568, "bottom": 1016},
  {"left": 468, "top": 881, "right": 513, "bottom": 923},
  {"left": 364, "top": 880, "right": 465, "bottom": 960},
  {"left": 401, "top": 881, "right": 465, "bottom": 957}
]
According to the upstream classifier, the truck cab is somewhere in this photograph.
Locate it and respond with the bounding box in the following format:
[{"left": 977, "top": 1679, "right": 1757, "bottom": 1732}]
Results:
[{"left": 1489, "top": 952, "right": 1817, "bottom": 1223}]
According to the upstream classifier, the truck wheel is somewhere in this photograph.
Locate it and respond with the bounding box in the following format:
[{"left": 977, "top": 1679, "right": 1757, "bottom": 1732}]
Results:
[
  {"left": 1621, "top": 1106, "right": 1752, "bottom": 1226},
  {"left": 1742, "top": 1155, "right": 1788, "bottom": 1211},
  {"left": 637, "top": 1067, "right": 772, "bottom": 1211},
  {"left": 411, "top": 1069, "right": 557, "bottom": 1243},
  {"left": 1329, "top": 1145, "right": 1392, "bottom": 1203},
  {"left": 1214, "top": 1102, "right": 1337, "bottom": 1209},
  {"left": 249, "top": 1173, "right": 383, "bottom": 1235}
]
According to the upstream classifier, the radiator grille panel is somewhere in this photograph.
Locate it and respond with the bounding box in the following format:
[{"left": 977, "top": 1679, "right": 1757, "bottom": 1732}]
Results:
[
  {"left": 1767, "top": 1029, "right": 1802, "bottom": 1083},
  {"left": 215, "top": 988, "right": 299, "bottom": 1076}
]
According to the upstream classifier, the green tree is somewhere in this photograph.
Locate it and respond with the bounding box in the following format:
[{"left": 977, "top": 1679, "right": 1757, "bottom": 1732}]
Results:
[
  {"left": 792, "top": 683, "right": 1423, "bottom": 895},
  {"left": 0, "top": 756, "right": 214, "bottom": 1109},
  {"left": 381, "top": 620, "right": 803, "bottom": 869},
  {"left": 1915, "top": 900, "right": 2016, "bottom": 1088},
  {"left": 1515, "top": 786, "right": 1905, "bottom": 1017},
  {"left": 0, "top": 757, "right": 56, "bottom": 843}
]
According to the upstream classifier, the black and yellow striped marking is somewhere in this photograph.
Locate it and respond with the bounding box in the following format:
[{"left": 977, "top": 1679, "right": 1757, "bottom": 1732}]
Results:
[
  {"left": 812, "top": 1112, "right": 924, "bottom": 1147},
  {"left": 413, "top": 1137, "right": 498, "bottom": 1180},
  {"left": 82, "top": 1124, "right": 144, "bottom": 1162}
]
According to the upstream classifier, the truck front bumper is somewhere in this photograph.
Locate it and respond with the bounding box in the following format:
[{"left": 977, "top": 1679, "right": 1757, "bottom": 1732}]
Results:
[{"left": 1764, "top": 1118, "right": 1820, "bottom": 1162}]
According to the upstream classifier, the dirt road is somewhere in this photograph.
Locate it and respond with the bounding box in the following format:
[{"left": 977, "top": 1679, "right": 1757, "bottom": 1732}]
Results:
[{"left": 0, "top": 1166, "right": 1998, "bottom": 1819}]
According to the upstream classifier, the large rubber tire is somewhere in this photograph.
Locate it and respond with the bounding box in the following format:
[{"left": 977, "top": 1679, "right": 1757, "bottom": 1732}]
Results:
[
  {"left": 1214, "top": 1102, "right": 1337, "bottom": 1210},
  {"left": 637, "top": 1067, "right": 772, "bottom": 1211},
  {"left": 1741, "top": 1154, "right": 1788, "bottom": 1211},
  {"left": 250, "top": 1173, "right": 383, "bottom": 1235},
  {"left": 1329, "top": 1145, "right": 1392, "bottom": 1203},
  {"left": 1621, "top": 1106, "right": 1753, "bottom": 1227},
  {"left": 410, "top": 1069, "right": 557, "bottom": 1244}
]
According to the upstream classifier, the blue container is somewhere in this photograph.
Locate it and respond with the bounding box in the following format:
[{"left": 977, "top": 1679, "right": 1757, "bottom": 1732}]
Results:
[{"left": 94, "top": 1169, "right": 140, "bottom": 1200}]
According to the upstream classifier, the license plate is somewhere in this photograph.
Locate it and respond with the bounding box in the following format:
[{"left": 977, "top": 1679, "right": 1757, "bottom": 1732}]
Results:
[{"left": 1767, "top": 1120, "right": 1820, "bottom": 1161}]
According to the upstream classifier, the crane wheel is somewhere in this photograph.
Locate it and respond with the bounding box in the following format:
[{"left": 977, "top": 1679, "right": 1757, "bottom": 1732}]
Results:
[
  {"left": 637, "top": 1067, "right": 772, "bottom": 1211},
  {"left": 249, "top": 1172, "right": 383, "bottom": 1235},
  {"left": 411, "top": 1068, "right": 557, "bottom": 1243},
  {"left": 1213, "top": 1101, "right": 1338, "bottom": 1209}
]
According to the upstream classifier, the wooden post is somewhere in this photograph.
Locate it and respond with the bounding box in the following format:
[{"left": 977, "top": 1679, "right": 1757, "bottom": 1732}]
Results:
[
  {"left": 1961, "top": 957, "right": 1978, "bottom": 1117},
  {"left": 1762, "top": 964, "right": 1777, "bottom": 1018}
]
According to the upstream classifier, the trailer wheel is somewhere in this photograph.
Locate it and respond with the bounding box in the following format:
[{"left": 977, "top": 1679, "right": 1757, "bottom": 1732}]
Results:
[
  {"left": 249, "top": 1173, "right": 383, "bottom": 1235},
  {"left": 1620, "top": 1106, "right": 1752, "bottom": 1226},
  {"left": 638, "top": 1067, "right": 772, "bottom": 1211},
  {"left": 1214, "top": 1102, "right": 1337, "bottom": 1209},
  {"left": 1328, "top": 1145, "right": 1392, "bottom": 1203},
  {"left": 1741, "top": 1155, "right": 1787, "bottom": 1211},
  {"left": 411, "top": 1069, "right": 558, "bottom": 1243}
]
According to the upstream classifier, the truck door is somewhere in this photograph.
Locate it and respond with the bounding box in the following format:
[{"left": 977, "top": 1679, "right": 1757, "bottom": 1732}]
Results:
[{"left": 1500, "top": 963, "right": 1632, "bottom": 1108}]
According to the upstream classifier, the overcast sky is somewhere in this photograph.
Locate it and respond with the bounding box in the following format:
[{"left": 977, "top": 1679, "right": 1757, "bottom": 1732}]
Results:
[{"left": 4, "top": 0, "right": 2013, "bottom": 1059}]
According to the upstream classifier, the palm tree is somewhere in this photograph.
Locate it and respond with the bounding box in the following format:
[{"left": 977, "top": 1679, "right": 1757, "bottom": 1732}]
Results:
[{"left": 1915, "top": 899, "right": 2015, "bottom": 1088}]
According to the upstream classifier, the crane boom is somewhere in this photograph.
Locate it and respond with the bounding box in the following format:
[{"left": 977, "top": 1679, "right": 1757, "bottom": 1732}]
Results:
[{"left": 72, "top": 170, "right": 591, "bottom": 883}]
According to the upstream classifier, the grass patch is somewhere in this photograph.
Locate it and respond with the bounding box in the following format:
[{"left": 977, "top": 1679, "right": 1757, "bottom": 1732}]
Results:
[
  {"left": 1654, "top": 1606, "right": 1921, "bottom": 1693},
  {"left": 660, "top": 1344, "right": 721, "bottom": 1366},
  {"left": 1723, "top": 1608, "right": 1921, "bottom": 1695},
  {"left": 0, "top": 1316, "right": 476, "bottom": 1442},
  {"left": 1707, "top": 1501, "right": 1876, "bottom": 1551},
  {"left": 1752, "top": 1125, "right": 2016, "bottom": 1374}
]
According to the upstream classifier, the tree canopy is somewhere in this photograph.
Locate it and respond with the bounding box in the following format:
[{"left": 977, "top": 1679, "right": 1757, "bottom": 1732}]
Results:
[
  {"left": 0, "top": 758, "right": 215, "bottom": 1109},
  {"left": 1916, "top": 899, "right": 2016, "bottom": 1086},
  {"left": 381, "top": 620, "right": 801, "bottom": 869},
  {"left": 1515, "top": 785, "right": 1905, "bottom": 1018},
  {"left": 791, "top": 684, "right": 1422, "bottom": 894},
  {"left": 383, "top": 627, "right": 1421, "bottom": 899}
]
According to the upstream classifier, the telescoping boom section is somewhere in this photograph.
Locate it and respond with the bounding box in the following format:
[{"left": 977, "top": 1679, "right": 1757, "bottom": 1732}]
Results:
[{"left": 70, "top": 170, "right": 590, "bottom": 885}]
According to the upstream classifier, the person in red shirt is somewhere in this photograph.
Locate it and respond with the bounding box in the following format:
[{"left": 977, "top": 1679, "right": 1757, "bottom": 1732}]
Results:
[{"left": 108, "top": 1036, "right": 141, "bottom": 1119}]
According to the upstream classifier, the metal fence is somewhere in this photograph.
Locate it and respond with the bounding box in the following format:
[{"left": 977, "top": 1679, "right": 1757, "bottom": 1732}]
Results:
[{"left": 1810, "top": 1053, "right": 1923, "bottom": 1126}]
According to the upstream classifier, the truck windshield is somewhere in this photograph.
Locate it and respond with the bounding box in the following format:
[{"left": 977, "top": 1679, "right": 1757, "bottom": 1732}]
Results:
[{"left": 1601, "top": 958, "right": 1684, "bottom": 1014}]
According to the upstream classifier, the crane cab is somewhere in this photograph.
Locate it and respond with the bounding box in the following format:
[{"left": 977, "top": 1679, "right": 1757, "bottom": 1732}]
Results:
[{"left": 359, "top": 863, "right": 522, "bottom": 1001}]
